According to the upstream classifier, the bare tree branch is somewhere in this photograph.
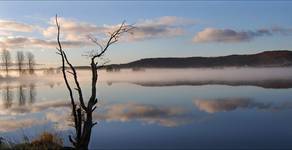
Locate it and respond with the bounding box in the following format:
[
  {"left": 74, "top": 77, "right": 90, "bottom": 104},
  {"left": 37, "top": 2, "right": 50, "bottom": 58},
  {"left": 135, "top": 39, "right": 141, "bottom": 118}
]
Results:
[
  {"left": 56, "top": 14, "right": 133, "bottom": 149},
  {"left": 56, "top": 15, "right": 80, "bottom": 146},
  {"left": 87, "top": 35, "right": 104, "bottom": 52},
  {"left": 62, "top": 50, "right": 87, "bottom": 111},
  {"left": 26, "top": 52, "right": 35, "bottom": 75},
  {"left": 92, "top": 21, "right": 135, "bottom": 60}
]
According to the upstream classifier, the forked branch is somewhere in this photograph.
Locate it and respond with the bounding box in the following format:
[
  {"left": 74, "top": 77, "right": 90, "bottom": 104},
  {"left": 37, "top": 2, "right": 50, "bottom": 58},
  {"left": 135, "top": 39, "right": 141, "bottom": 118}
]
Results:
[{"left": 56, "top": 14, "right": 133, "bottom": 149}]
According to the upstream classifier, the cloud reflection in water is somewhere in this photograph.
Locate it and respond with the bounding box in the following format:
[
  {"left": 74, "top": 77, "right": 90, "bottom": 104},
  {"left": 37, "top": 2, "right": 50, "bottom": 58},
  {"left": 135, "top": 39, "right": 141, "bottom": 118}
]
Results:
[
  {"left": 0, "top": 100, "right": 194, "bottom": 132},
  {"left": 95, "top": 103, "right": 192, "bottom": 127},
  {"left": 194, "top": 98, "right": 292, "bottom": 113}
]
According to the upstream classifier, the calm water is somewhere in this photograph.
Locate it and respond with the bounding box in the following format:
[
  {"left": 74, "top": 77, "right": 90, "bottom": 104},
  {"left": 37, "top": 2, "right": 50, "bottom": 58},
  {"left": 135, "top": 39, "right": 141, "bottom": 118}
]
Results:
[{"left": 0, "top": 68, "right": 292, "bottom": 149}]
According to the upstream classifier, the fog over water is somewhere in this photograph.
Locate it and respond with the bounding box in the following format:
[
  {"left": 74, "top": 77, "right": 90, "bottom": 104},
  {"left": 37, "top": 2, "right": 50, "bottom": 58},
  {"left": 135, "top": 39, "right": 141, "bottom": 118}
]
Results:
[
  {"left": 1, "top": 67, "right": 291, "bottom": 85},
  {"left": 98, "top": 67, "right": 292, "bottom": 82},
  {"left": 0, "top": 67, "right": 292, "bottom": 148}
]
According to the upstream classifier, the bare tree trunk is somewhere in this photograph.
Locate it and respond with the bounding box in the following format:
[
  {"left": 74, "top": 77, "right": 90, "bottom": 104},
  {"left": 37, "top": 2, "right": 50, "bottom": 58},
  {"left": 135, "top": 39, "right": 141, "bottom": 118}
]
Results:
[
  {"left": 1, "top": 49, "right": 11, "bottom": 76},
  {"left": 55, "top": 15, "right": 133, "bottom": 150},
  {"left": 16, "top": 51, "right": 25, "bottom": 76},
  {"left": 26, "top": 52, "right": 35, "bottom": 75}
]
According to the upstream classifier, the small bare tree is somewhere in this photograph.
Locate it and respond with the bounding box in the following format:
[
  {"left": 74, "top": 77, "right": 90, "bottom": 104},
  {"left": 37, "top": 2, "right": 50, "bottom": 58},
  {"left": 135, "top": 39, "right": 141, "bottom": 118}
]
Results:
[
  {"left": 1, "top": 49, "right": 11, "bottom": 76},
  {"left": 56, "top": 15, "right": 133, "bottom": 149},
  {"left": 16, "top": 51, "right": 25, "bottom": 75},
  {"left": 26, "top": 52, "right": 35, "bottom": 74}
]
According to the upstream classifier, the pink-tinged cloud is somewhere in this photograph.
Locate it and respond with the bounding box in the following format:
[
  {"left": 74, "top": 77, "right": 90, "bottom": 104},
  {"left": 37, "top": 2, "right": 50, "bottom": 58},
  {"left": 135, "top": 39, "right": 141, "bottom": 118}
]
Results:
[
  {"left": 0, "top": 36, "right": 87, "bottom": 49},
  {"left": 43, "top": 16, "right": 195, "bottom": 42},
  {"left": 43, "top": 17, "right": 106, "bottom": 41},
  {"left": 0, "top": 19, "right": 34, "bottom": 32}
]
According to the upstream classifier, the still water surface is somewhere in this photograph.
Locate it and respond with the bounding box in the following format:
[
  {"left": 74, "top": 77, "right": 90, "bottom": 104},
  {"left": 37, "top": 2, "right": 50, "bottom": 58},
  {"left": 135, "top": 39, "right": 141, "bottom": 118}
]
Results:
[{"left": 0, "top": 68, "right": 292, "bottom": 149}]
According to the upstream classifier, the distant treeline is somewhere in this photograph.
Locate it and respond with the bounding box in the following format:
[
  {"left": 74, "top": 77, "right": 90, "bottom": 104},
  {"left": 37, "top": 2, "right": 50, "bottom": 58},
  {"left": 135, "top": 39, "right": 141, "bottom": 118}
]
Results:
[
  {"left": 55, "top": 50, "right": 292, "bottom": 72},
  {"left": 1, "top": 49, "right": 36, "bottom": 75},
  {"left": 104, "top": 50, "right": 292, "bottom": 69}
]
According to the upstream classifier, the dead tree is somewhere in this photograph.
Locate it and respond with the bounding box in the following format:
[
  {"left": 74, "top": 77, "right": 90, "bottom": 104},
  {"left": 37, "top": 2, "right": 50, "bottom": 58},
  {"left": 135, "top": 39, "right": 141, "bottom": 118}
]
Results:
[
  {"left": 16, "top": 51, "right": 25, "bottom": 75},
  {"left": 26, "top": 52, "right": 35, "bottom": 74},
  {"left": 1, "top": 48, "right": 11, "bottom": 76},
  {"left": 55, "top": 15, "right": 133, "bottom": 149}
]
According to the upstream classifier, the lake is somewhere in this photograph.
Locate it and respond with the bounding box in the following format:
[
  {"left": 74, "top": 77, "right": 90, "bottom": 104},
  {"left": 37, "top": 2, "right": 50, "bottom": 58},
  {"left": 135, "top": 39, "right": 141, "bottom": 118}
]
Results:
[{"left": 1, "top": 68, "right": 292, "bottom": 149}]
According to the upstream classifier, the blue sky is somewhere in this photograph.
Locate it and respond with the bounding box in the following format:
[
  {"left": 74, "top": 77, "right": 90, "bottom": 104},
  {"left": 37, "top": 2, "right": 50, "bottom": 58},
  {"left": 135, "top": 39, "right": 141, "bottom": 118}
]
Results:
[{"left": 1, "top": 1, "right": 292, "bottom": 66}]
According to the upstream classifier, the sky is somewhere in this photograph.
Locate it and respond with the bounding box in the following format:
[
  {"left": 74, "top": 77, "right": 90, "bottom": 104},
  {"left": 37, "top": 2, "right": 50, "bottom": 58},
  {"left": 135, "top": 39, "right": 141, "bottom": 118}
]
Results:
[{"left": 1, "top": 1, "right": 292, "bottom": 67}]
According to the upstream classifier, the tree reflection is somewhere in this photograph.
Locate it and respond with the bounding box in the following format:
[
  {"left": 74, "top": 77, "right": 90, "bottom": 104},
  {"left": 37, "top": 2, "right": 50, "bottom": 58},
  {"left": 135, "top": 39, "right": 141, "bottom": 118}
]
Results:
[
  {"left": 18, "top": 85, "right": 26, "bottom": 106},
  {"left": 29, "top": 84, "right": 36, "bottom": 104},
  {"left": 1, "top": 83, "right": 38, "bottom": 108},
  {"left": 49, "top": 82, "right": 55, "bottom": 88},
  {"left": 2, "top": 86, "right": 13, "bottom": 109}
]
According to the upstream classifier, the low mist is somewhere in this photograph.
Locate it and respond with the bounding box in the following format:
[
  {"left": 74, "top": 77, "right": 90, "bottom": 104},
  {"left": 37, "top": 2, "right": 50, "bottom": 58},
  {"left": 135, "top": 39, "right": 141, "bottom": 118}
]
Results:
[
  {"left": 96, "top": 67, "right": 292, "bottom": 83},
  {"left": 1, "top": 67, "right": 292, "bottom": 88}
]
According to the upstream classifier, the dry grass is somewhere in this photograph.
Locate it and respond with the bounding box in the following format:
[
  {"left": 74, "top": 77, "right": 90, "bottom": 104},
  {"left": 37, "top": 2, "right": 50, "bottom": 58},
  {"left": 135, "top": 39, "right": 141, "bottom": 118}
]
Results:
[{"left": 1, "top": 132, "right": 70, "bottom": 150}]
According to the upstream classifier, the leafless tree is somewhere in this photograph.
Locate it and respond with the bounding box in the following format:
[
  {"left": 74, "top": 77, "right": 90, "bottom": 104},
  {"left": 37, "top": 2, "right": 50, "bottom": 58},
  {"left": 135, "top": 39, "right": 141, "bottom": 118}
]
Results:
[
  {"left": 1, "top": 49, "right": 11, "bottom": 76},
  {"left": 26, "top": 52, "right": 35, "bottom": 74},
  {"left": 16, "top": 51, "right": 25, "bottom": 75},
  {"left": 56, "top": 15, "right": 133, "bottom": 149}
]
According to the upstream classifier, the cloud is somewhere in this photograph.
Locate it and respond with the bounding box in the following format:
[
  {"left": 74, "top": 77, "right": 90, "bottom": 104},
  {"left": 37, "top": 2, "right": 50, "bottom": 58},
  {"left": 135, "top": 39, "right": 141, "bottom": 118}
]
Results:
[
  {"left": 43, "top": 17, "right": 105, "bottom": 41},
  {"left": 271, "top": 26, "right": 292, "bottom": 35},
  {"left": 194, "top": 98, "right": 292, "bottom": 113},
  {"left": 137, "top": 16, "right": 195, "bottom": 27},
  {"left": 192, "top": 28, "right": 272, "bottom": 43},
  {"left": 0, "top": 16, "right": 195, "bottom": 50},
  {"left": 0, "top": 31, "right": 12, "bottom": 36},
  {"left": 128, "top": 16, "right": 195, "bottom": 41},
  {"left": 0, "top": 19, "right": 34, "bottom": 32},
  {"left": 0, "top": 36, "right": 87, "bottom": 49},
  {"left": 43, "top": 16, "right": 194, "bottom": 42},
  {"left": 0, "top": 18, "right": 91, "bottom": 49}
]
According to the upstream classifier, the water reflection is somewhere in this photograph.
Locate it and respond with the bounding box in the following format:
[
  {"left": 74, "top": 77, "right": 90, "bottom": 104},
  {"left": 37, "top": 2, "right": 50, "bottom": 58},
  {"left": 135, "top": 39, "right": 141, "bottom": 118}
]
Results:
[
  {"left": 18, "top": 85, "right": 26, "bottom": 106},
  {"left": 0, "top": 92, "right": 71, "bottom": 132},
  {"left": 0, "top": 100, "right": 191, "bottom": 130},
  {"left": 194, "top": 98, "right": 292, "bottom": 113},
  {"left": 29, "top": 84, "right": 36, "bottom": 104},
  {"left": 0, "top": 107, "right": 69, "bottom": 132},
  {"left": 1, "top": 84, "right": 37, "bottom": 109},
  {"left": 2, "top": 86, "right": 13, "bottom": 109},
  {"left": 2, "top": 94, "right": 292, "bottom": 133},
  {"left": 0, "top": 69, "right": 292, "bottom": 149},
  {"left": 95, "top": 103, "right": 192, "bottom": 127},
  {"left": 112, "top": 79, "right": 292, "bottom": 89}
]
